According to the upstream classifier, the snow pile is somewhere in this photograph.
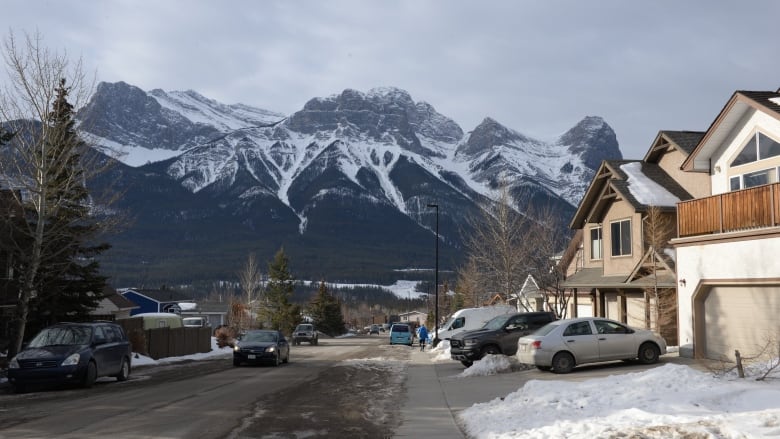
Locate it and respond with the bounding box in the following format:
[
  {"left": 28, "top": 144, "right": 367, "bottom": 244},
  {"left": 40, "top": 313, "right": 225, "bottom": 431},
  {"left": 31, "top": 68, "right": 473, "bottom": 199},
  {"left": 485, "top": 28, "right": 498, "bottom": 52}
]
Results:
[
  {"left": 459, "top": 363, "right": 780, "bottom": 438},
  {"left": 457, "top": 355, "right": 516, "bottom": 378},
  {"left": 429, "top": 339, "right": 453, "bottom": 363},
  {"left": 132, "top": 337, "right": 232, "bottom": 366}
]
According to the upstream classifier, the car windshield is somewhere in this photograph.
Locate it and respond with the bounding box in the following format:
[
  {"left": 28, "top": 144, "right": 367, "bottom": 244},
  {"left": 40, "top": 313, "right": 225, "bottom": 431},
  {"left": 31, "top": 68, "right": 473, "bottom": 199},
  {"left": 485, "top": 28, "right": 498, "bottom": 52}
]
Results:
[
  {"left": 28, "top": 326, "right": 93, "bottom": 347},
  {"left": 242, "top": 332, "right": 277, "bottom": 343},
  {"left": 482, "top": 314, "right": 511, "bottom": 330},
  {"left": 296, "top": 325, "right": 313, "bottom": 331}
]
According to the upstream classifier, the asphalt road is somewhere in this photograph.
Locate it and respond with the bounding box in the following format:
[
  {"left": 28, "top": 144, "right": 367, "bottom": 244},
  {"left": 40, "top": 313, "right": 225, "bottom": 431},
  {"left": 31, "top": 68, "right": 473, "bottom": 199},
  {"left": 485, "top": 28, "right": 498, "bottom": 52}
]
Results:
[{"left": 0, "top": 335, "right": 405, "bottom": 439}]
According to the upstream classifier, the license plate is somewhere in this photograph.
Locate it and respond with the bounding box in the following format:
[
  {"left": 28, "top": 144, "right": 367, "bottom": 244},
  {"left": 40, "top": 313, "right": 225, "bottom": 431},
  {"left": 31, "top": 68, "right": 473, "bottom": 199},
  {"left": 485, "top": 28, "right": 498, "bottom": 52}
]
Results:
[{"left": 248, "top": 354, "right": 256, "bottom": 359}]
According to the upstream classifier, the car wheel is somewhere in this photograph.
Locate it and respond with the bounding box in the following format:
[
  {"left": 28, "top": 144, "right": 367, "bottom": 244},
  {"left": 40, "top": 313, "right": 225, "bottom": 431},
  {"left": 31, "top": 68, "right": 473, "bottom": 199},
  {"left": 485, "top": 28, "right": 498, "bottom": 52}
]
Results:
[
  {"left": 552, "top": 352, "right": 575, "bottom": 374},
  {"left": 115, "top": 357, "right": 130, "bottom": 382},
  {"left": 638, "top": 342, "right": 660, "bottom": 364},
  {"left": 480, "top": 345, "right": 501, "bottom": 358},
  {"left": 460, "top": 360, "right": 473, "bottom": 368},
  {"left": 273, "top": 352, "right": 281, "bottom": 367},
  {"left": 233, "top": 358, "right": 241, "bottom": 367},
  {"left": 283, "top": 350, "right": 289, "bottom": 364},
  {"left": 82, "top": 361, "right": 98, "bottom": 388}
]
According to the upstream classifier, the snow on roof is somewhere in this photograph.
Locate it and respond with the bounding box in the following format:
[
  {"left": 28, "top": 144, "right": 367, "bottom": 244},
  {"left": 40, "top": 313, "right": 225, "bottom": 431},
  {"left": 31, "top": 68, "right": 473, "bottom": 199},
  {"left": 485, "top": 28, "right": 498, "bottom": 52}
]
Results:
[{"left": 620, "top": 162, "right": 680, "bottom": 207}]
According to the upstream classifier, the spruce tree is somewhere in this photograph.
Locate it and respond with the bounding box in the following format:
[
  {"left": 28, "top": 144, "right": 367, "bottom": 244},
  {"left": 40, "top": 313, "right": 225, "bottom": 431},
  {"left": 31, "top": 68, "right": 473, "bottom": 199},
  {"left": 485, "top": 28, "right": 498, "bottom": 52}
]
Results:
[
  {"left": 308, "top": 281, "right": 346, "bottom": 336},
  {"left": 24, "top": 79, "right": 109, "bottom": 332},
  {"left": 264, "top": 247, "right": 301, "bottom": 335}
]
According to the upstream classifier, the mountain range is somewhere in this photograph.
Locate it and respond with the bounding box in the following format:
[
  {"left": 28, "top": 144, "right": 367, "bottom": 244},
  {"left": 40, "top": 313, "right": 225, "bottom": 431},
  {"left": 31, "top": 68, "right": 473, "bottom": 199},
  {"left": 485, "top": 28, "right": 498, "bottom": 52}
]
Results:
[{"left": 75, "top": 82, "right": 622, "bottom": 287}]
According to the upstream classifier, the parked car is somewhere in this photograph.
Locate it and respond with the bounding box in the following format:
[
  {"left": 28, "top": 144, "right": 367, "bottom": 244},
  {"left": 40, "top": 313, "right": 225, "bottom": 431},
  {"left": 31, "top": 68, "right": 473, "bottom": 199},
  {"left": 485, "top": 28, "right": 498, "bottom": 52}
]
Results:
[
  {"left": 389, "top": 324, "right": 413, "bottom": 346},
  {"left": 516, "top": 317, "right": 667, "bottom": 374},
  {"left": 233, "top": 330, "right": 290, "bottom": 367},
  {"left": 369, "top": 324, "right": 381, "bottom": 335},
  {"left": 7, "top": 322, "right": 132, "bottom": 393},
  {"left": 293, "top": 323, "right": 319, "bottom": 345},
  {"left": 435, "top": 305, "right": 515, "bottom": 345},
  {"left": 450, "top": 311, "right": 556, "bottom": 367}
]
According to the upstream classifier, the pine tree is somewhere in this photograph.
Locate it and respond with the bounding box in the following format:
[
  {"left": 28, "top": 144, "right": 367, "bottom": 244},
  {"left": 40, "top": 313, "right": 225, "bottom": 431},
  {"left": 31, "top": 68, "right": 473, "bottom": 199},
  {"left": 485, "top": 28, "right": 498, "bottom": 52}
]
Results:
[
  {"left": 308, "top": 281, "right": 345, "bottom": 336},
  {"left": 263, "top": 247, "right": 301, "bottom": 335}
]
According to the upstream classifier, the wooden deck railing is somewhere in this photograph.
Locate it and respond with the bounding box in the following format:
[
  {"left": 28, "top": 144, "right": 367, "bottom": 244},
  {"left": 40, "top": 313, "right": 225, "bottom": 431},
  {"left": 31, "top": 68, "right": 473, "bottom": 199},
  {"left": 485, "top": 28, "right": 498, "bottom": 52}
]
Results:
[{"left": 677, "top": 182, "right": 780, "bottom": 237}]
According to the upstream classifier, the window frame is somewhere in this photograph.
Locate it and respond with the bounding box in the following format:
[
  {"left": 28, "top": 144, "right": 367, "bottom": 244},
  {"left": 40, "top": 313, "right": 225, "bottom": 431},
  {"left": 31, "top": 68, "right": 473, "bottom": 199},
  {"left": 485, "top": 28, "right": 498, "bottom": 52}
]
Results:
[
  {"left": 610, "top": 218, "right": 632, "bottom": 257},
  {"left": 589, "top": 226, "right": 603, "bottom": 260}
]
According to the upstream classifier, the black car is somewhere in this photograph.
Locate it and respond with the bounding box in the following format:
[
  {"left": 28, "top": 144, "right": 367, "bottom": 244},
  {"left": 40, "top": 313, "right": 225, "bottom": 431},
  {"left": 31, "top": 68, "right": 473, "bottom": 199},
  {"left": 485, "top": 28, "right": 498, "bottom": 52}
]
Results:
[
  {"left": 7, "top": 322, "right": 132, "bottom": 393},
  {"left": 450, "top": 311, "right": 556, "bottom": 367},
  {"left": 233, "top": 330, "right": 290, "bottom": 367}
]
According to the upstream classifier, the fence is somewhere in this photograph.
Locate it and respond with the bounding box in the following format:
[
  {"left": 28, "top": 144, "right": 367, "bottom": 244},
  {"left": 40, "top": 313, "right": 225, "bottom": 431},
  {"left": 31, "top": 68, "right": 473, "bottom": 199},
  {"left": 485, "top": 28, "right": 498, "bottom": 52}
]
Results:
[{"left": 117, "top": 319, "right": 213, "bottom": 360}]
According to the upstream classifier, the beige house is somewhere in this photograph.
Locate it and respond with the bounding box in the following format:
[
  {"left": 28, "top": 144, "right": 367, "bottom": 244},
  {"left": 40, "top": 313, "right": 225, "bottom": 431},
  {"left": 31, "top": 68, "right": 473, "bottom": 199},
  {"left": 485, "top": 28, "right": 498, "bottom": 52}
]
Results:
[
  {"left": 673, "top": 90, "right": 780, "bottom": 360},
  {"left": 562, "top": 131, "right": 709, "bottom": 344}
]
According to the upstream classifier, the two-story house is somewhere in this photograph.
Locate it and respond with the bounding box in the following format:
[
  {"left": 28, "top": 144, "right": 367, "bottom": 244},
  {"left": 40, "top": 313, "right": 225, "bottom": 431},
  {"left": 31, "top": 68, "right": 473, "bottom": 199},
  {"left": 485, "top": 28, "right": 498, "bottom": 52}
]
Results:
[
  {"left": 674, "top": 90, "right": 780, "bottom": 360},
  {"left": 563, "top": 131, "right": 709, "bottom": 344}
]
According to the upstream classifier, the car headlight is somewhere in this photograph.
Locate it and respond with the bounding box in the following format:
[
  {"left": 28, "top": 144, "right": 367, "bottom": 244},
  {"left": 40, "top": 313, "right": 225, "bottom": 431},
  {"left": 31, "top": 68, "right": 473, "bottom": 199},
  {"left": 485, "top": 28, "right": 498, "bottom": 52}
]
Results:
[
  {"left": 8, "top": 357, "right": 19, "bottom": 369},
  {"left": 233, "top": 345, "right": 240, "bottom": 352},
  {"left": 265, "top": 346, "right": 276, "bottom": 353},
  {"left": 61, "top": 353, "right": 80, "bottom": 366},
  {"left": 464, "top": 339, "right": 478, "bottom": 345}
]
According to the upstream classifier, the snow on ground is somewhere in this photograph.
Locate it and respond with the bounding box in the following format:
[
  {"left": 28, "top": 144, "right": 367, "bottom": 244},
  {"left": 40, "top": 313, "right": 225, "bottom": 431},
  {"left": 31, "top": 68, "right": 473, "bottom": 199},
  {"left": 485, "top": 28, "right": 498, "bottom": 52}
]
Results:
[
  {"left": 302, "top": 279, "right": 429, "bottom": 300},
  {"left": 131, "top": 337, "right": 232, "bottom": 367}
]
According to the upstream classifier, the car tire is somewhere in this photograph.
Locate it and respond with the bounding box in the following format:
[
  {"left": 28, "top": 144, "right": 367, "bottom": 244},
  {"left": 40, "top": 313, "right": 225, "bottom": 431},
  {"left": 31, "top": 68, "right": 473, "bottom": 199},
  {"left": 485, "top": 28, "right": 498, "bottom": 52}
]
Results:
[
  {"left": 460, "top": 360, "right": 473, "bottom": 368},
  {"left": 536, "top": 365, "right": 552, "bottom": 372},
  {"left": 82, "top": 361, "right": 98, "bottom": 388},
  {"left": 480, "top": 345, "right": 501, "bottom": 358},
  {"left": 233, "top": 358, "right": 241, "bottom": 367},
  {"left": 274, "top": 352, "right": 281, "bottom": 367},
  {"left": 115, "top": 357, "right": 130, "bottom": 382},
  {"left": 638, "top": 342, "right": 660, "bottom": 364},
  {"left": 552, "top": 352, "right": 575, "bottom": 374},
  {"left": 283, "top": 350, "right": 289, "bottom": 364}
]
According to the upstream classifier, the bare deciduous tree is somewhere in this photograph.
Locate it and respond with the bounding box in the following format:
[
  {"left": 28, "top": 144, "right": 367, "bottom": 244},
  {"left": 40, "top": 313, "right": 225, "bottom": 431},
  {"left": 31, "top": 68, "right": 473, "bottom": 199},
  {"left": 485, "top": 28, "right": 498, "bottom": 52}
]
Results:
[
  {"left": 237, "top": 252, "right": 262, "bottom": 328},
  {"left": 642, "top": 205, "right": 676, "bottom": 336},
  {"left": 0, "top": 31, "right": 109, "bottom": 356},
  {"left": 523, "top": 205, "right": 571, "bottom": 318}
]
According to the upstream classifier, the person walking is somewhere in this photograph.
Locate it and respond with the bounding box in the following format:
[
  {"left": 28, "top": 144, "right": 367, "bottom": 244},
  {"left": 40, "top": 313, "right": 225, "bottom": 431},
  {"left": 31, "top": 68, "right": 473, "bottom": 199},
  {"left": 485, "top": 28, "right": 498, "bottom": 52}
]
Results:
[{"left": 417, "top": 324, "right": 429, "bottom": 351}]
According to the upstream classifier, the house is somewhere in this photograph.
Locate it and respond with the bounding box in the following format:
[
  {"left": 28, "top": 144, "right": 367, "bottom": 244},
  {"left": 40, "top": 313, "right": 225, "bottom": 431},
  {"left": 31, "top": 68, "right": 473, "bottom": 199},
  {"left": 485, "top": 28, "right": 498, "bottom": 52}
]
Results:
[
  {"left": 180, "top": 300, "right": 230, "bottom": 327},
  {"left": 673, "top": 90, "right": 780, "bottom": 360},
  {"left": 120, "top": 288, "right": 194, "bottom": 316},
  {"left": 507, "top": 274, "right": 544, "bottom": 311},
  {"left": 399, "top": 310, "right": 427, "bottom": 326},
  {"left": 91, "top": 286, "right": 138, "bottom": 320},
  {"left": 562, "top": 131, "right": 709, "bottom": 344}
]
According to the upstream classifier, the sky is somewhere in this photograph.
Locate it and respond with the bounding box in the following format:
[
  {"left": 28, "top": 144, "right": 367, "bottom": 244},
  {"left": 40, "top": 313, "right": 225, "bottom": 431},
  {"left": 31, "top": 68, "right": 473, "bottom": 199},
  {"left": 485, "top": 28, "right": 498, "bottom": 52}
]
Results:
[{"left": 3, "top": 1, "right": 780, "bottom": 159}]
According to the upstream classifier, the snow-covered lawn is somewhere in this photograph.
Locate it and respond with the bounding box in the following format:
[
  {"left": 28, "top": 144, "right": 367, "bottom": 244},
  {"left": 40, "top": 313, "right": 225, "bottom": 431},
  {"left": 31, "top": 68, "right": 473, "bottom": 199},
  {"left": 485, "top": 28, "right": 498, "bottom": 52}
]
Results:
[{"left": 427, "top": 341, "right": 780, "bottom": 438}]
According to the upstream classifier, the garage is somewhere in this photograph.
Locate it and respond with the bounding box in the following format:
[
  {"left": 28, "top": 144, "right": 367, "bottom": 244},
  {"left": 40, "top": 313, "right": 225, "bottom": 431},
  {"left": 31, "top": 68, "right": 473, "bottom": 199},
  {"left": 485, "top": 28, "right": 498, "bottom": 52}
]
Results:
[{"left": 700, "top": 285, "right": 780, "bottom": 360}]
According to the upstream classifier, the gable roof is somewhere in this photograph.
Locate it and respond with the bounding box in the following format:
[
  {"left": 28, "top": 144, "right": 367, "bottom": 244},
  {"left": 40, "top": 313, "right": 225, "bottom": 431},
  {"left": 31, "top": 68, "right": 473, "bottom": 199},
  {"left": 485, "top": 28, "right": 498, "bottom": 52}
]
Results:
[
  {"left": 570, "top": 160, "right": 692, "bottom": 229},
  {"left": 644, "top": 130, "right": 705, "bottom": 163},
  {"left": 123, "top": 288, "right": 192, "bottom": 303},
  {"left": 682, "top": 90, "right": 780, "bottom": 172}
]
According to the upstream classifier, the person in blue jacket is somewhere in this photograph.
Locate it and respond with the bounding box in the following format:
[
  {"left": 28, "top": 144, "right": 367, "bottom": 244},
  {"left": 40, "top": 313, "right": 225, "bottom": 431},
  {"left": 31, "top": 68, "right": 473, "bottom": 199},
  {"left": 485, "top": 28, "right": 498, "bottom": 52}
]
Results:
[{"left": 417, "top": 324, "right": 429, "bottom": 351}]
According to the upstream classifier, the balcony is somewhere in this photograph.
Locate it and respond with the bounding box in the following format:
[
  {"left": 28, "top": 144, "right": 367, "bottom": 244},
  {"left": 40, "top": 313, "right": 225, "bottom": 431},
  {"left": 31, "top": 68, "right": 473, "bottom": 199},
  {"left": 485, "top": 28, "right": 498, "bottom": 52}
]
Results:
[{"left": 677, "top": 182, "right": 780, "bottom": 238}]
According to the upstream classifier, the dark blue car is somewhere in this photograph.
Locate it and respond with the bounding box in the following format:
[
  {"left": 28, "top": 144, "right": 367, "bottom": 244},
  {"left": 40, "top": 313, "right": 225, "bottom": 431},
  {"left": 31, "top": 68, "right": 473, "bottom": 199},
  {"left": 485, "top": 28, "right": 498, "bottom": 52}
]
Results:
[
  {"left": 233, "top": 330, "right": 290, "bottom": 367},
  {"left": 7, "top": 322, "right": 132, "bottom": 393}
]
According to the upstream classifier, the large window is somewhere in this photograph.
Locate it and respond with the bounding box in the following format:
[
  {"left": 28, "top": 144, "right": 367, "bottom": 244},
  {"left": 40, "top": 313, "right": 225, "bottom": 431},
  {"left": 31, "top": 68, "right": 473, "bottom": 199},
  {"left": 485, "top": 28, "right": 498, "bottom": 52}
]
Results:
[
  {"left": 729, "top": 167, "right": 779, "bottom": 191},
  {"left": 590, "top": 227, "right": 602, "bottom": 260},
  {"left": 731, "top": 132, "right": 780, "bottom": 167},
  {"left": 610, "top": 219, "right": 631, "bottom": 257}
]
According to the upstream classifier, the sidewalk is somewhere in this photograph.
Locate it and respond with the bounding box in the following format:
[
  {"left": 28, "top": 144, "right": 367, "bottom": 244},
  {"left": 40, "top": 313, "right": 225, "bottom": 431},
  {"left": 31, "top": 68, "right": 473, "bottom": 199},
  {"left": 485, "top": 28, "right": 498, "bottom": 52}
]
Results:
[{"left": 394, "top": 349, "right": 710, "bottom": 439}]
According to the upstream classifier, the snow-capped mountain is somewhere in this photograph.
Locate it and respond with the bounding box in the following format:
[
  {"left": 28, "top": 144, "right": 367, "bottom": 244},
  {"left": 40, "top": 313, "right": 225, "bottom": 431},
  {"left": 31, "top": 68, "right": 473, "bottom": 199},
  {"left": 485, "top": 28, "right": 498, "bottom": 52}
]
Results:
[{"left": 78, "top": 82, "right": 621, "bottom": 286}]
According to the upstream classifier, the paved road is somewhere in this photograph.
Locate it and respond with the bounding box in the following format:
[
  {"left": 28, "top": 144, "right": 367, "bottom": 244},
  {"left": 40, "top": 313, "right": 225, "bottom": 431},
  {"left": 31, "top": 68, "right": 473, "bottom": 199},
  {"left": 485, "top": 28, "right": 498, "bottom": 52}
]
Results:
[{"left": 0, "top": 336, "right": 400, "bottom": 439}]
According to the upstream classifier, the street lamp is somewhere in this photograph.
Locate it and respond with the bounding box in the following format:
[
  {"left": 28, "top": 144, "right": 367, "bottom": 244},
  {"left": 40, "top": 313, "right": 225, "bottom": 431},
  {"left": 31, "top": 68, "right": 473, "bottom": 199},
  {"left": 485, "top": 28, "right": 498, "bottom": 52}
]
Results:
[{"left": 427, "top": 203, "right": 439, "bottom": 345}]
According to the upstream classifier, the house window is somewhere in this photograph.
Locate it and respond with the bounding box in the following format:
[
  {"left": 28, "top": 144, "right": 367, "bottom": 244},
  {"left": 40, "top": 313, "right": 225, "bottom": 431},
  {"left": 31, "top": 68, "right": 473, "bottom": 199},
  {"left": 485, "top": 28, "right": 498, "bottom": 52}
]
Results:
[
  {"left": 731, "top": 132, "right": 780, "bottom": 167},
  {"left": 590, "top": 227, "right": 602, "bottom": 260},
  {"left": 730, "top": 176, "right": 741, "bottom": 191},
  {"left": 730, "top": 168, "right": 778, "bottom": 191},
  {"left": 610, "top": 219, "right": 631, "bottom": 257}
]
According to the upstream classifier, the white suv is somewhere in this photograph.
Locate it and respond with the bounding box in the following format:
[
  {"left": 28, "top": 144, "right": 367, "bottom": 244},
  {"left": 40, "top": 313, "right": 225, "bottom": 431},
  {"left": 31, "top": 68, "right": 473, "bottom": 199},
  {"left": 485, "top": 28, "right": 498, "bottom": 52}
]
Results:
[{"left": 293, "top": 324, "right": 318, "bottom": 345}]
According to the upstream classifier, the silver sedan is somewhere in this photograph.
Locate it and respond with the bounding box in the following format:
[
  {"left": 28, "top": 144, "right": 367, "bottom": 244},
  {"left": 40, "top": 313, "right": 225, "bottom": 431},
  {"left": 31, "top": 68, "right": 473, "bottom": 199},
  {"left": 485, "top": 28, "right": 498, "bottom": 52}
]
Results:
[{"left": 516, "top": 317, "right": 667, "bottom": 373}]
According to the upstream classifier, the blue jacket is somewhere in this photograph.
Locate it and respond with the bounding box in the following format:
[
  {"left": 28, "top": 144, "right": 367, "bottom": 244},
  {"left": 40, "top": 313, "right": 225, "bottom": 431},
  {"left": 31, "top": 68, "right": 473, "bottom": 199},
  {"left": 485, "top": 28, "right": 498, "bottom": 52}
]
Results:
[{"left": 417, "top": 326, "right": 428, "bottom": 340}]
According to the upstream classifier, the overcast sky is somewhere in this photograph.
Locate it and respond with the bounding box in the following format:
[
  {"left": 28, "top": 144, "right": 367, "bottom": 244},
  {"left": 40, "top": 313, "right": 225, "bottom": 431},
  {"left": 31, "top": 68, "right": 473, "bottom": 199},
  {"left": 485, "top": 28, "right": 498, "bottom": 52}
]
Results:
[{"left": 3, "top": 1, "right": 780, "bottom": 159}]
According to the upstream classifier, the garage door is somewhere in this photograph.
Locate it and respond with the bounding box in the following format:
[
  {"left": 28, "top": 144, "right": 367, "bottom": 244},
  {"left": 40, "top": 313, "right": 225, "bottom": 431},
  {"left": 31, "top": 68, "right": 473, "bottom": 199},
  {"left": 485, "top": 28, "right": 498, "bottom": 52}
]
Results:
[
  {"left": 704, "top": 286, "right": 780, "bottom": 360},
  {"left": 576, "top": 304, "right": 593, "bottom": 317}
]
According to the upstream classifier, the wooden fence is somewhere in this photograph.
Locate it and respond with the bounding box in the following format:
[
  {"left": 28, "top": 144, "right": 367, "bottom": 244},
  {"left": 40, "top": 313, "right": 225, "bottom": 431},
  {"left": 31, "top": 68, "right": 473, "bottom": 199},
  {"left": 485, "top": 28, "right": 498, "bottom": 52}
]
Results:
[{"left": 117, "top": 319, "right": 212, "bottom": 360}]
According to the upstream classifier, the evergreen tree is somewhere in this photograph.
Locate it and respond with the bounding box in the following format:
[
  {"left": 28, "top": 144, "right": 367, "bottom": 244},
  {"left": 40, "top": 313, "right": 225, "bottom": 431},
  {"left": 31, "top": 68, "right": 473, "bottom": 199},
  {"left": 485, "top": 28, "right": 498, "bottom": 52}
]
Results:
[
  {"left": 263, "top": 247, "right": 301, "bottom": 335},
  {"left": 26, "top": 79, "right": 109, "bottom": 330},
  {"left": 308, "top": 281, "right": 346, "bottom": 336}
]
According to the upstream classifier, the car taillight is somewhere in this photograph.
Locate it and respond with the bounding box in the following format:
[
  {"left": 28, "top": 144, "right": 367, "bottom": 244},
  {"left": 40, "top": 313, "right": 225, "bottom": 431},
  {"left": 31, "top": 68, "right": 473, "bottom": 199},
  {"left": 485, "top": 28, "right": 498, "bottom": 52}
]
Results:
[{"left": 531, "top": 340, "right": 542, "bottom": 349}]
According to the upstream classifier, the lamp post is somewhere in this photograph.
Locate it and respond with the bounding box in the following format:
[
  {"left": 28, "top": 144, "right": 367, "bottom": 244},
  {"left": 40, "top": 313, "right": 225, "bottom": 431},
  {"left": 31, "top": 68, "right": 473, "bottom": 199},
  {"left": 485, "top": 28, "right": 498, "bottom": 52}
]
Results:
[{"left": 426, "top": 203, "right": 439, "bottom": 345}]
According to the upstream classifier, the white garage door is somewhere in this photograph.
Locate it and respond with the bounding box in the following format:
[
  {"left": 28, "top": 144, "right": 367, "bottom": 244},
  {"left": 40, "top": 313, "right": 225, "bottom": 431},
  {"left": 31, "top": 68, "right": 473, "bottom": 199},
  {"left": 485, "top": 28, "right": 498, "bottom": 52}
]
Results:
[
  {"left": 704, "top": 286, "right": 780, "bottom": 360},
  {"left": 576, "top": 304, "right": 593, "bottom": 317}
]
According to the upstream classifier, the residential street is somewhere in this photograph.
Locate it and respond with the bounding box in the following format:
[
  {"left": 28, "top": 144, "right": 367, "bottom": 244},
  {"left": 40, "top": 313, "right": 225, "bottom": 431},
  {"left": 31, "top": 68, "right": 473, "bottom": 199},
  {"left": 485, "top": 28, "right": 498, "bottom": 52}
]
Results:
[{"left": 0, "top": 336, "right": 408, "bottom": 438}]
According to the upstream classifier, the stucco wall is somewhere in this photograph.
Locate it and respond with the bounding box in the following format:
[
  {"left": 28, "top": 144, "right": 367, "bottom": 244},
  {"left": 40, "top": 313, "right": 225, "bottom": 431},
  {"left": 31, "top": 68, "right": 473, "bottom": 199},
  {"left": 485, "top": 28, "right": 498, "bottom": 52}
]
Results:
[
  {"left": 602, "top": 200, "right": 643, "bottom": 276},
  {"left": 675, "top": 236, "right": 780, "bottom": 356},
  {"left": 657, "top": 148, "right": 711, "bottom": 198}
]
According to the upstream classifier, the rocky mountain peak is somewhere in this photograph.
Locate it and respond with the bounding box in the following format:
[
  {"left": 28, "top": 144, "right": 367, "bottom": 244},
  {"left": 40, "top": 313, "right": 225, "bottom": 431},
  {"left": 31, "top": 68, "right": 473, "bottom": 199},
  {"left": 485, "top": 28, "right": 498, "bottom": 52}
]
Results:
[
  {"left": 456, "top": 117, "right": 528, "bottom": 157},
  {"left": 559, "top": 116, "right": 621, "bottom": 169}
]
